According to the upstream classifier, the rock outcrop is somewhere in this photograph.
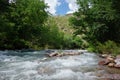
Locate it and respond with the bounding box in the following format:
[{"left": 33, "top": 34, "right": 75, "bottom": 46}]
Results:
[{"left": 99, "top": 54, "right": 120, "bottom": 68}]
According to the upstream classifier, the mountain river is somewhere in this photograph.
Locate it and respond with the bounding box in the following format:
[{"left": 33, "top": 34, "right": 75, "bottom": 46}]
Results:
[{"left": 0, "top": 50, "right": 107, "bottom": 80}]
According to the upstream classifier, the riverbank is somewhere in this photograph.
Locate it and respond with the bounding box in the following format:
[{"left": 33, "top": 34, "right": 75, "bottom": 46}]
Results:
[
  {"left": 98, "top": 54, "right": 120, "bottom": 68},
  {"left": 98, "top": 54, "right": 120, "bottom": 80}
]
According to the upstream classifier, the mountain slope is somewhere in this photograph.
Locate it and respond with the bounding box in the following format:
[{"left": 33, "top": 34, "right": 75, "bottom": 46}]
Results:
[{"left": 54, "top": 14, "right": 74, "bottom": 35}]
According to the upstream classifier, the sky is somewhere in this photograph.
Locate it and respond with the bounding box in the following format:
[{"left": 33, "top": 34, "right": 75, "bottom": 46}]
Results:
[{"left": 44, "top": 0, "right": 78, "bottom": 15}]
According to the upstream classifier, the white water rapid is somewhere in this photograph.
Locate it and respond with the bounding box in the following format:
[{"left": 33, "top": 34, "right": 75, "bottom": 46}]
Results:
[{"left": 0, "top": 50, "right": 106, "bottom": 80}]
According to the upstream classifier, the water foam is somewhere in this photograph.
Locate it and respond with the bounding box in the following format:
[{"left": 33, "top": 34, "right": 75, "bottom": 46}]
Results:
[{"left": 0, "top": 51, "right": 104, "bottom": 80}]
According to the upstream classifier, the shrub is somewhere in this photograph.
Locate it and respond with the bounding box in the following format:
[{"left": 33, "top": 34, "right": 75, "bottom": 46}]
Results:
[{"left": 96, "top": 40, "right": 120, "bottom": 55}]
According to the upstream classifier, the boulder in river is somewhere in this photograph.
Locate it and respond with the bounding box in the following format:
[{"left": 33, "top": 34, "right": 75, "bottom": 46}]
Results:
[
  {"left": 108, "top": 63, "right": 115, "bottom": 67},
  {"left": 98, "top": 59, "right": 110, "bottom": 65},
  {"left": 46, "top": 50, "right": 84, "bottom": 57},
  {"left": 114, "top": 58, "right": 120, "bottom": 68},
  {"left": 98, "top": 60, "right": 105, "bottom": 65},
  {"left": 114, "top": 64, "right": 120, "bottom": 68},
  {"left": 47, "top": 52, "right": 58, "bottom": 57},
  {"left": 99, "top": 54, "right": 108, "bottom": 58},
  {"left": 106, "top": 57, "right": 115, "bottom": 63},
  {"left": 98, "top": 54, "right": 120, "bottom": 68}
]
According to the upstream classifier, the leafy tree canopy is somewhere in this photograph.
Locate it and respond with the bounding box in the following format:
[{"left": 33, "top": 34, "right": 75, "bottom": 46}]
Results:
[{"left": 70, "top": 0, "right": 120, "bottom": 44}]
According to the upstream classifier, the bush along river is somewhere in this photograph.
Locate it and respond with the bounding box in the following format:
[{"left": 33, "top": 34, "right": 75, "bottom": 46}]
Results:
[{"left": 0, "top": 50, "right": 119, "bottom": 80}]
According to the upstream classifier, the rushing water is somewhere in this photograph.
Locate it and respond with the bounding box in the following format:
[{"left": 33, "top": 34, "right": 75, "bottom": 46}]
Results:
[{"left": 0, "top": 50, "right": 106, "bottom": 80}]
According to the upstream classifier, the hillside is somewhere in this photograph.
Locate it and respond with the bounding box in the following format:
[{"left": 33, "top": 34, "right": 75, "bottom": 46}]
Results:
[{"left": 53, "top": 14, "right": 75, "bottom": 35}]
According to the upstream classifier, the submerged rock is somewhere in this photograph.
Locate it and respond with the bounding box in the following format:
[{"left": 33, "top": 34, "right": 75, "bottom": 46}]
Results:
[
  {"left": 37, "top": 66, "right": 55, "bottom": 75},
  {"left": 41, "top": 57, "right": 47, "bottom": 61}
]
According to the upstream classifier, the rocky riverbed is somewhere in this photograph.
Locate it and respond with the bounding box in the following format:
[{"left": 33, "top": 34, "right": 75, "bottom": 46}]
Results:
[
  {"left": 98, "top": 54, "right": 120, "bottom": 80},
  {"left": 98, "top": 54, "right": 120, "bottom": 68}
]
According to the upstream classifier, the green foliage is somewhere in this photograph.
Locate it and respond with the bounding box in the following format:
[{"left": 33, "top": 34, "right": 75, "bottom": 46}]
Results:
[
  {"left": 87, "top": 46, "right": 96, "bottom": 52},
  {"left": 62, "top": 34, "right": 73, "bottom": 49},
  {"left": 72, "top": 36, "right": 83, "bottom": 48},
  {"left": 61, "top": 35, "right": 83, "bottom": 49},
  {"left": 0, "top": 0, "right": 84, "bottom": 50},
  {"left": 45, "top": 15, "right": 83, "bottom": 49},
  {"left": 69, "top": 0, "right": 120, "bottom": 54},
  {"left": 42, "top": 17, "right": 64, "bottom": 49},
  {"left": 70, "top": 0, "right": 120, "bottom": 44},
  {"left": 96, "top": 40, "right": 120, "bottom": 55},
  {"left": 0, "top": 0, "right": 83, "bottom": 50},
  {"left": 0, "top": 0, "right": 9, "bottom": 13},
  {"left": 0, "top": 0, "right": 48, "bottom": 50}
]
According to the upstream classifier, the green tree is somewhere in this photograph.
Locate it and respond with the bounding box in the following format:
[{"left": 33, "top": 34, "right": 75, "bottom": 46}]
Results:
[
  {"left": 70, "top": 0, "right": 120, "bottom": 45},
  {"left": 0, "top": 0, "right": 15, "bottom": 49},
  {"left": 0, "top": 0, "right": 48, "bottom": 49},
  {"left": 44, "top": 17, "right": 64, "bottom": 49}
]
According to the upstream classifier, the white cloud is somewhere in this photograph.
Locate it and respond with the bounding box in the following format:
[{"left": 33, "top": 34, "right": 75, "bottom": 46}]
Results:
[
  {"left": 65, "top": 0, "right": 79, "bottom": 14},
  {"left": 44, "top": 0, "right": 61, "bottom": 15}
]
